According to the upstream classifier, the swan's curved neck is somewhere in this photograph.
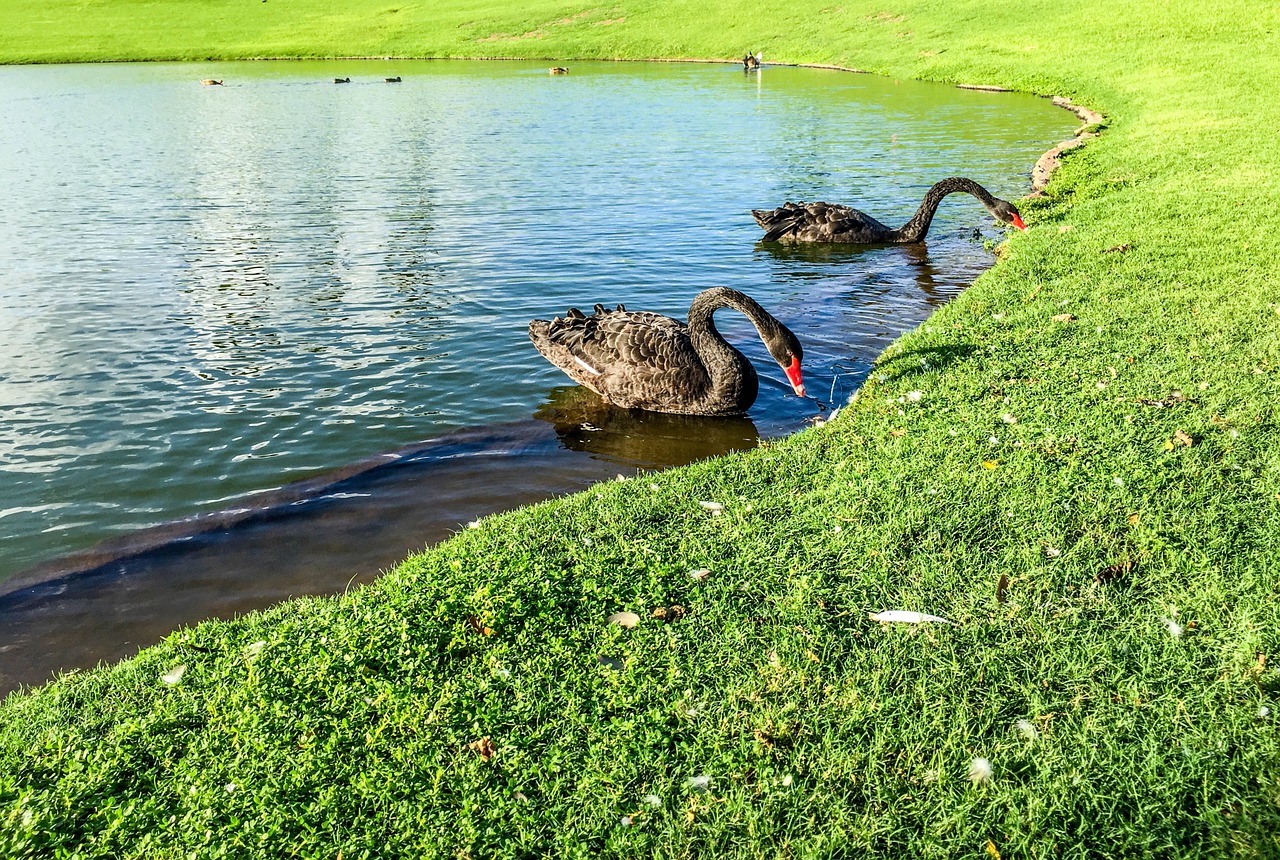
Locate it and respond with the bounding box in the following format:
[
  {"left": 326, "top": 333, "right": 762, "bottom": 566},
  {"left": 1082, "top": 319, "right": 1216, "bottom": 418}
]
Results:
[
  {"left": 895, "top": 177, "right": 996, "bottom": 242},
  {"left": 686, "top": 288, "right": 777, "bottom": 406}
]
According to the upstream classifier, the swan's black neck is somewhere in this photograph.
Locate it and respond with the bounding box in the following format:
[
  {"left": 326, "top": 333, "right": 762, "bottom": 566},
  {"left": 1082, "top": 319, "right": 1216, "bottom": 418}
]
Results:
[
  {"left": 686, "top": 287, "right": 780, "bottom": 410},
  {"left": 895, "top": 177, "right": 998, "bottom": 243}
]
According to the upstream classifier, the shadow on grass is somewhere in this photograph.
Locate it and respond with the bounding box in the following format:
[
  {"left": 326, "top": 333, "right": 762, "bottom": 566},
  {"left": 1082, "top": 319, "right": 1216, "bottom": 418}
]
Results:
[{"left": 874, "top": 343, "right": 978, "bottom": 383}]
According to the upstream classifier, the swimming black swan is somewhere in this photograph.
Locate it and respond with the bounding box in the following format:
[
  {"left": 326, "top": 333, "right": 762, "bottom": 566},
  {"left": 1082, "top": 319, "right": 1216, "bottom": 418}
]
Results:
[
  {"left": 529, "top": 287, "right": 805, "bottom": 416},
  {"left": 752, "top": 177, "right": 1027, "bottom": 244}
]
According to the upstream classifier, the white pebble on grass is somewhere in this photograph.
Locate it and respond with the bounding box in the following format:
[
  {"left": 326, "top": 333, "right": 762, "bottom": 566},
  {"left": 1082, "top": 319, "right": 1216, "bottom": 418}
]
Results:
[
  {"left": 698, "top": 501, "right": 724, "bottom": 516},
  {"left": 968, "top": 757, "right": 993, "bottom": 784},
  {"left": 160, "top": 665, "right": 186, "bottom": 686},
  {"left": 781, "top": 774, "right": 794, "bottom": 787}
]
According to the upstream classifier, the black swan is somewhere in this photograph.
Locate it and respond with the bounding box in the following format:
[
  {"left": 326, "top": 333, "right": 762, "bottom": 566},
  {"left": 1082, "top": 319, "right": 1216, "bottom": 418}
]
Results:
[
  {"left": 550, "top": 67, "right": 569, "bottom": 75},
  {"left": 752, "top": 177, "right": 1027, "bottom": 244},
  {"left": 528, "top": 287, "right": 805, "bottom": 416},
  {"left": 334, "top": 77, "right": 351, "bottom": 84}
]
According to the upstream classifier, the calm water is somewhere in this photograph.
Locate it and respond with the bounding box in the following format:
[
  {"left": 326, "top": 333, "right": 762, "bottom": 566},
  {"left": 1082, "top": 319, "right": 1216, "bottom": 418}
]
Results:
[{"left": 0, "top": 60, "right": 1073, "bottom": 689}]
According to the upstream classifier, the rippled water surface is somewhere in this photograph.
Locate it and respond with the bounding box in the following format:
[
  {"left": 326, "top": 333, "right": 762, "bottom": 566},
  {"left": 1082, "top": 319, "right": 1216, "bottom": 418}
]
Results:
[{"left": 0, "top": 60, "right": 1073, "bottom": 687}]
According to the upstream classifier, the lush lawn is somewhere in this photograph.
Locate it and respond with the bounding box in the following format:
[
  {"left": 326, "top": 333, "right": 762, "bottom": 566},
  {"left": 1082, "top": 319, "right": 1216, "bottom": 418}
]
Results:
[{"left": 3, "top": 0, "right": 1280, "bottom": 857}]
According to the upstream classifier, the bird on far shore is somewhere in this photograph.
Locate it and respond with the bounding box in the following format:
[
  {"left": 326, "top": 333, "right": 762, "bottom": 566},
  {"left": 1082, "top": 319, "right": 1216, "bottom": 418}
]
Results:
[
  {"left": 550, "top": 67, "right": 569, "bottom": 75},
  {"left": 743, "top": 52, "right": 762, "bottom": 70},
  {"left": 751, "top": 177, "right": 1027, "bottom": 244},
  {"left": 529, "top": 287, "right": 805, "bottom": 416},
  {"left": 385, "top": 76, "right": 402, "bottom": 83},
  {"left": 334, "top": 77, "right": 351, "bottom": 84},
  {"left": 200, "top": 79, "right": 223, "bottom": 86}
]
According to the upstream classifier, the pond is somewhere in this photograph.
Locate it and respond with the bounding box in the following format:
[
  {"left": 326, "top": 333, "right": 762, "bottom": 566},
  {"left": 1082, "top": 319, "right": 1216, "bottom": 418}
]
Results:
[{"left": 0, "top": 59, "right": 1074, "bottom": 691}]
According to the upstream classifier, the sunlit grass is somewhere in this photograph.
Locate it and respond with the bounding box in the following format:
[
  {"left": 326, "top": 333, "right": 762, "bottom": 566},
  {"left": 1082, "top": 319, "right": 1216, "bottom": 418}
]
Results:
[{"left": 2, "top": 0, "right": 1280, "bottom": 856}]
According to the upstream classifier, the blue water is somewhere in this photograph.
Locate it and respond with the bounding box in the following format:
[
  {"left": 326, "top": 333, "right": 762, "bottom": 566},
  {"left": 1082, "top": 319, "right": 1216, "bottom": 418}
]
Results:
[{"left": 0, "top": 59, "right": 1074, "bottom": 579}]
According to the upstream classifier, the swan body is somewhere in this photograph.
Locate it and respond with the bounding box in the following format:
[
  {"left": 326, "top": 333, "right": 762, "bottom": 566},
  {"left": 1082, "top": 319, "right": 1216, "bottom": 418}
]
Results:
[
  {"left": 550, "top": 67, "right": 569, "bottom": 75},
  {"left": 334, "top": 77, "right": 351, "bottom": 84},
  {"left": 200, "top": 79, "right": 223, "bottom": 86},
  {"left": 743, "top": 52, "right": 762, "bottom": 70},
  {"left": 752, "top": 177, "right": 1027, "bottom": 244},
  {"left": 385, "top": 76, "right": 402, "bottom": 83},
  {"left": 529, "top": 287, "right": 805, "bottom": 416}
]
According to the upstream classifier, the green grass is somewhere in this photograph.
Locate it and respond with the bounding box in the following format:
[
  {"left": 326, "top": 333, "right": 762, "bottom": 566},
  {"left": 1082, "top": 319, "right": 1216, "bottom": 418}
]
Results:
[{"left": 4, "top": 0, "right": 1280, "bottom": 857}]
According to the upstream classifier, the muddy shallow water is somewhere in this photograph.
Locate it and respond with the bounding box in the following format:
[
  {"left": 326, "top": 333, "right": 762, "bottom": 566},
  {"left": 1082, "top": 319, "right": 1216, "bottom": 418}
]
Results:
[{"left": 0, "top": 59, "right": 1075, "bottom": 692}]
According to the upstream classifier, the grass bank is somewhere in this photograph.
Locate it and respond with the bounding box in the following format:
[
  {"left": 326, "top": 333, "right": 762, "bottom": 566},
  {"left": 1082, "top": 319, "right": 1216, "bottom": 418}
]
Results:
[{"left": 3, "top": 0, "right": 1280, "bottom": 856}]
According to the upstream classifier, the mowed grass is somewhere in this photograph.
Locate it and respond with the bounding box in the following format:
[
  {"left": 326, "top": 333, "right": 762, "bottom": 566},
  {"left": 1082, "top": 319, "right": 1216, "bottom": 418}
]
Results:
[{"left": 3, "top": 0, "right": 1280, "bottom": 857}]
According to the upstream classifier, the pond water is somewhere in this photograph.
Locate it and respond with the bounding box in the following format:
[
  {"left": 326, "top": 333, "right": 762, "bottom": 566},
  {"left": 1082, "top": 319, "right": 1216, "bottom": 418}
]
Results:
[{"left": 0, "top": 59, "right": 1074, "bottom": 691}]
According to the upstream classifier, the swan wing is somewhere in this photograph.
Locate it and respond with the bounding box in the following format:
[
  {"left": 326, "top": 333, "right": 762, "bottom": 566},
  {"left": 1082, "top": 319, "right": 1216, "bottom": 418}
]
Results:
[
  {"left": 754, "top": 201, "right": 893, "bottom": 242},
  {"left": 532, "top": 307, "right": 708, "bottom": 406}
]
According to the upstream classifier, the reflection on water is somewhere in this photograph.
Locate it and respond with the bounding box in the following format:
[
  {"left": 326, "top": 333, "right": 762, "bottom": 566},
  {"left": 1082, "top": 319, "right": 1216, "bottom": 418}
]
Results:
[
  {"left": 0, "top": 59, "right": 1076, "bottom": 693},
  {"left": 533, "top": 385, "right": 760, "bottom": 468}
]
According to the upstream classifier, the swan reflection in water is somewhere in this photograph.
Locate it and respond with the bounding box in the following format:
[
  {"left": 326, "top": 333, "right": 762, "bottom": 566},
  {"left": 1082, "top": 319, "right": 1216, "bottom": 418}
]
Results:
[{"left": 532, "top": 385, "right": 760, "bottom": 470}]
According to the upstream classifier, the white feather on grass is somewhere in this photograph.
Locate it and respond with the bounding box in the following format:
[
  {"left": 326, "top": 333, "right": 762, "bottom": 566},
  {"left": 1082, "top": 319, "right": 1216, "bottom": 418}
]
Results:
[
  {"left": 686, "top": 775, "right": 712, "bottom": 792},
  {"left": 968, "top": 757, "right": 993, "bottom": 784},
  {"left": 160, "top": 665, "right": 186, "bottom": 685},
  {"left": 869, "top": 610, "right": 954, "bottom": 625}
]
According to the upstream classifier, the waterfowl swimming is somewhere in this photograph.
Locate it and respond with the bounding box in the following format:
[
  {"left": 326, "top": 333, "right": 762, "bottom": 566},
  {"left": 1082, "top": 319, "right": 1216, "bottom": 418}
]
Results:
[
  {"left": 743, "top": 52, "right": 762, "bottom": 70},
  {"left": 334, "top": 77, "right": 351, "bottom": 84},
  {"left": 752, "top": 177, "right": 1028, "bottom": 244},
  {"left": 529, "top": 287, "right": 805, "bottom": 416},
  {"left": 550, "top": 67, "right": 569, "bottom": 75},
  {"left": 200, "top": 79, "right": 223, "bottom": 86},
  {"left": 385, "top": 76, "right": 402, "bottom": 83}
]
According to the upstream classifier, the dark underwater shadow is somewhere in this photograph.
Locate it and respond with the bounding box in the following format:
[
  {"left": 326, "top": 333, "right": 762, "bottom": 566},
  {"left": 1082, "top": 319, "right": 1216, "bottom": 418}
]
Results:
[
  {"left": 532, "top": 385, "right": 761, "bottom": 470},
  {"left": 754, "top": 239, "right": 954, "bottom": 303}
]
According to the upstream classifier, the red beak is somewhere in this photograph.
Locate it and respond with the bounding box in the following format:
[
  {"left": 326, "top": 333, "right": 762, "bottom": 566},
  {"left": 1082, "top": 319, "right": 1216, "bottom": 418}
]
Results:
[
  {"left": 784, "top": 355, "right": 806, "bottom": 397},
  {"left": 1011, "top": 213, "right": 1027, "bottom": 231}
]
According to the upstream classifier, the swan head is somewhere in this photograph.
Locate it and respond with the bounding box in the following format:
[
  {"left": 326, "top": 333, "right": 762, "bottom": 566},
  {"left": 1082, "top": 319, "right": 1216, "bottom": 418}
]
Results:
[
  {"left": 989, "top": 198, "right": 1027, "bottom": 231},
  {"left": 765, "top": 324, "right": 806, "bottom": 397}
]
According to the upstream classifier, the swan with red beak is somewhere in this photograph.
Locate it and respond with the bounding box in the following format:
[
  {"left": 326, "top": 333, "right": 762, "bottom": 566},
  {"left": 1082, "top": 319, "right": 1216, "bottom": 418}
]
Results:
[{"left": 529, "top": 287, "right": 806, "bottom": 416}]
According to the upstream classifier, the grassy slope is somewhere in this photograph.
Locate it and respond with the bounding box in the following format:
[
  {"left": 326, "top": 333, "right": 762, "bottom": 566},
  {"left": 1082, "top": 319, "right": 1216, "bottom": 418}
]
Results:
[{"left": 3, "top": 0, "right": 1280, "bottom": 857}]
